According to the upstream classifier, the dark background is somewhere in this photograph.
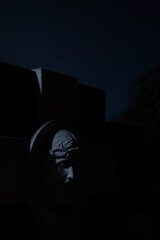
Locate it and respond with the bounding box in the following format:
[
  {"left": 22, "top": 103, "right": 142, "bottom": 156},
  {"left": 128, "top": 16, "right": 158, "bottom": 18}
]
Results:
[
  {"left": 0, "top": 1, "right": 160, "bottom": 239},
  {"left": 0, "top": 0, "right": 160, "bottom": 119}
]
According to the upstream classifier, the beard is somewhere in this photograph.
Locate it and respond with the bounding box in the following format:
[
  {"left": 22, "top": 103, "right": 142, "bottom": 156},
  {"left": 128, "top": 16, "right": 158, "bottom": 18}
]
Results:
[{"left": 53, "top": 179, "right": 76, "bottom": 207}]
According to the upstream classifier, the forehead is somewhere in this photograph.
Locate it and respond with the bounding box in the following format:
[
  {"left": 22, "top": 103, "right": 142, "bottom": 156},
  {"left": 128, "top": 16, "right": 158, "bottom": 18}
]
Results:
[
  {"left": 54, "top": 147, "right": 79, "bottom": 165},
  {"left": 55, "top": 155, "right": 78, "bottom": 164},
  {"left": 51, "top": 130, "right": 78, "bottom": 150}
]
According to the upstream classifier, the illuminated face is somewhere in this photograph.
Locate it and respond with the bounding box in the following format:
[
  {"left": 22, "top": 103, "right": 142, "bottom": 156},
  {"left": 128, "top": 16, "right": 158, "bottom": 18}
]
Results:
[{"left": 49, "top": 130, "right": 79, "bottom": 205}]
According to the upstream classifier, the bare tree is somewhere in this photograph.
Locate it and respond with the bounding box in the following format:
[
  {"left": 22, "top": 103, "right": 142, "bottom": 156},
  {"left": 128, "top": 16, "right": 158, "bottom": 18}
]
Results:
[{"left": 109, "top": 66, "right": 160, "bottom": 138}]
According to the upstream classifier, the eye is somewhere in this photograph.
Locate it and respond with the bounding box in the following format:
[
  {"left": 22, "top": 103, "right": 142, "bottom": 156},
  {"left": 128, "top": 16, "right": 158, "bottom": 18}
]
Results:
[
  {"left": 57, "top": 162, "right": 72, "bottom": 169},
  {"left": 59, "top": 163, "right": 65, "bottom": 168}
]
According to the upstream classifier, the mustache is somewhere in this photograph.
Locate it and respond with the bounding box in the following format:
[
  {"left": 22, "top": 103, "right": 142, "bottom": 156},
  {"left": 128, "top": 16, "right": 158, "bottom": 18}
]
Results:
[{"left": 64, "top": 179, "right": 75, "bottom": 187}]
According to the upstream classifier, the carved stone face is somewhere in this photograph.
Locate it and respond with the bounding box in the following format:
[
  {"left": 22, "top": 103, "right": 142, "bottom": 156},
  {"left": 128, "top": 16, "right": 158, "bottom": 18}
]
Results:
[
  {"left": 49, "top": 130, "right": 79, "bottom": 206},
  {"left": 28, "top": 120, "right": 88, "bottom": 217}
]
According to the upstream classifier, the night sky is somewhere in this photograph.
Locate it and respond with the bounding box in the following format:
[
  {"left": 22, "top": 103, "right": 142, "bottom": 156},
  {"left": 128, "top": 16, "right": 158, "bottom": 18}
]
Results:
[{"left": 0, "top": 0, "right": 160, "bottom": 120}]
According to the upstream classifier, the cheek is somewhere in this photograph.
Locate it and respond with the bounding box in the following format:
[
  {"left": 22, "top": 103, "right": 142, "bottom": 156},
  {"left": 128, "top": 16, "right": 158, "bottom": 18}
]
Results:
[{"left": 56, "top": 167, "right": 67, "bottom": 178}]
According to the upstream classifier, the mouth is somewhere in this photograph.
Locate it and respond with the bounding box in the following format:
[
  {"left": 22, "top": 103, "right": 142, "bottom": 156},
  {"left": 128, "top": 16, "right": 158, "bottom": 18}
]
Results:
[{"left": 64, "top": 181, "right": 74, "bottom": 188}]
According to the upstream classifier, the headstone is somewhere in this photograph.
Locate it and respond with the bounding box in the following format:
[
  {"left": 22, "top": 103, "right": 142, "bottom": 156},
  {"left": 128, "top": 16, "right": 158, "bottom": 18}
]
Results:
[
  {"left": 32, "top": 68, "right": 78, "bottom": 126},
  {"left": 0, "top": 137, "right": 29, "bottom": 205},
  {"left": 77, "top": 83, "right": 105, "bottom": 138},
  {"left": 0, "top": 62, "right": 40, "bottom": 138}
]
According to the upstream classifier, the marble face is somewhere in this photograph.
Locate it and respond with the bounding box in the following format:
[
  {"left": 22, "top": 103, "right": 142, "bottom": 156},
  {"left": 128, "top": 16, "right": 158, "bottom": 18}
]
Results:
[{"left": 49, "top": 130, "right": 79, "bottom": 206}]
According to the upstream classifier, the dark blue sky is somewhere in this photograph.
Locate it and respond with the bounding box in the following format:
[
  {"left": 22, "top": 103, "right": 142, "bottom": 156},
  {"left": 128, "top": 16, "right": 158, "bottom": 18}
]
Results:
[{"left": 0, "top": 0, "right": 160, "bottom": 120}]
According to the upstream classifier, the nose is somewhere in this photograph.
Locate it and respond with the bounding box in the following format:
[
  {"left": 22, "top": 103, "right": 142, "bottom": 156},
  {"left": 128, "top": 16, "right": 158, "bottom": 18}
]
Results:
[{"left": 66, "top": 166, "right": 74, "bottom": 181}]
